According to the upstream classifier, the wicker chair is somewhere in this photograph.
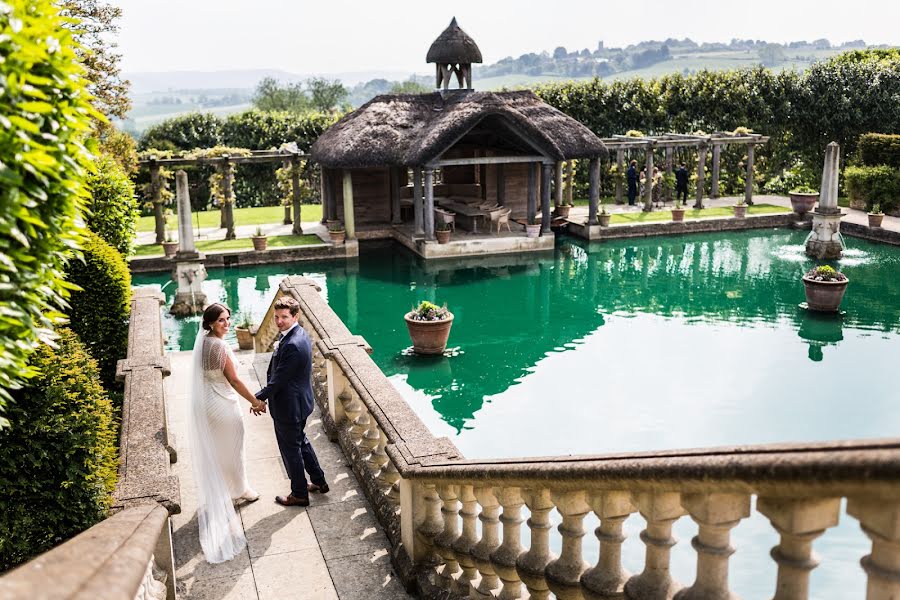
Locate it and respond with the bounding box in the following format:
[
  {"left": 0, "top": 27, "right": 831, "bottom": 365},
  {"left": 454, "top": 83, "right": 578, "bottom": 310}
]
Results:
[
  {"left": 493, "top": 207, "right": 512, "bottom": 234},
  {"left": 434, "top": 207, "right": 456, "bottom": 231}
]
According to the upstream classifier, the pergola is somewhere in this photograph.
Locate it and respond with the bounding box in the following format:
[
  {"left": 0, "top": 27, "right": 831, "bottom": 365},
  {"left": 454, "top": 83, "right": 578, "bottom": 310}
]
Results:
[
  {"left": 138, "top": 148, "right": 311, "bottom": 243},
  {"left": 600, "top": 132, "right": 770, "bottom": 210}
]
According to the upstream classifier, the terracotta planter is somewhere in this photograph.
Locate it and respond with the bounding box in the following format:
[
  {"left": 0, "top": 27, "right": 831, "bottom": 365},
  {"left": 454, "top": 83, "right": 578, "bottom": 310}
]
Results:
[
  {"left": 404, "top": 311, "right": 454, "bottom": 355},
  {"left": 802, "top": 276, "right": 849, "bottom": 313},
  {"left": 436, "top": 229, "right": 451, "bottom": 244},
  {"left": 252, "top": 236, "right": 268, "bottom": 251},
  {"left": 598, "top": 213, "right": 611, "bottom": 227},
  {"left": 789, "top": 192, "right": 819, "bottom": 215},
  {"left": 556, "top": 204, "right": 572, "bottom": 219},
  {"left": 329, "top": 230, "right": 346, "bottom": 245},
  {"left": 525, "top": 223, "right": 541, "bottom": 238},
  {"left": 868, "top": 213, "right": 884, "bottom": 228},
  {"left": 235, "top": 327, "right": 254, "bottom": 350},
  {"left": 671, "top": 208, "right": 686, "bottom": 222},
  {"left": 162, "top": 241, "right": 178, "bottom": 258},
  {"left": 733, "top": 204, "right": 747, "bottom": 218}
]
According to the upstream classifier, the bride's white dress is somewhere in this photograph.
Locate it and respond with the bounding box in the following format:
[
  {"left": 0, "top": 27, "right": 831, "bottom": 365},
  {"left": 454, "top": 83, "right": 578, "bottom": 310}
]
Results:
[{"left": 189, "top": 332, "right": 251, "bottom": 563}]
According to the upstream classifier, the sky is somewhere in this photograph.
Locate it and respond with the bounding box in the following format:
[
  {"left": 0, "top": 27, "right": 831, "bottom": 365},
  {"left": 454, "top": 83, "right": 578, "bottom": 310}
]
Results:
[{"left": 115, "top": 0, "right": 900, "bottom": 75}]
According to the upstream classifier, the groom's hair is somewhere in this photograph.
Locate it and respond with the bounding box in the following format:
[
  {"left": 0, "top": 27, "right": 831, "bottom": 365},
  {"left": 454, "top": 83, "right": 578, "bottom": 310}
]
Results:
[{"left": 273, "top": 296, "right": 300, "bottom": 317}]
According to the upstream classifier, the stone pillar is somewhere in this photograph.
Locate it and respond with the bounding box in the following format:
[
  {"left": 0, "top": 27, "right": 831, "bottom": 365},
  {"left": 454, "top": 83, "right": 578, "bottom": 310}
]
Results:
[
  {"left": 291, "top": 156, "right": 303, "bottom": 234},
  {"left": 342, "top": 170, "right": 356, "bottom": 239},
  {"left": 615, "top": 149, "right": 625, "bottom": 204},
  {"left": 491, "top": 487, "right": 525, "bottom": 600},
  {"left": 625, "top": 492, "right": 686, "bottom": 600},
  {"left": 390, "top": 166, "right": 402, "bottom": 225},
  {"left": 472, "top": 487, "right": 502, "bottom": 598},
  {"left": 452, "top": 485, "right": 480, "bottom": 595},
  {"left": 744, "top": 144, "right": 755, "bottom": 205},
  {"left": 413, "top": 167, "right": 424, "bottom": 237},
  {"left": 541, "top": 163, "right": 552, "bottom": 233},
  {"left": 424, "top": 168, "right": 435, "bottom": 241},
  {"left": 221, "top": 157, "right": 236, "bottom": 240},
  {"left": 170, "top": 170, "right": 206, "bottom": 316},
  {"left": 666, "top": 146, "right": 675, "bottom": 204},
  {"left": 435, "top": 485, "right": 461, "bottom": 590},
  {"left": 175, "top": 171, "right": 196, "bottom": 258},
  {"left": 566, "top": 160, "right": 575, "bottom": 205},
  {"left": 319, "top": 166, "right": 328, "bottom": 225},
  {"left": 643, "top": 144, "right": 654, "bottom": 212},
  {"left": 527, "top": 163, "right": 538, "bottom": 225},
  {"left": 806, "top": 142, "right": 844, "bottom": 259},
  {"left": 517, "top": 489, "right": 555, "bottom": 600},
  {"left": 694, "top": 144, "right": 708, "bottom": 209},
  {"left": 847, "top": 499, "right": 900, "bottom": 600},
  {"left": 327, "top": 169, "right": 338, "bottom": 222},
  {"left": 554, "top": 162, "right": 564, "bottom": 209},
  {"left": 546, "top": 491, "right": 591, "bottom": 600},
  {"left": 588, "top": 157, "right": 600, "bottom": 225},
  {"left": 581, "top": 491, "right": 635, "bottom": 600},
  {"left": 150, "top": 162, "right": 165, "bottom": 244},
  {"left": 497, "top": 164, "right": 506, "bottom": 206},
  {"left": 710, "top": 144, "right": 721, "bottom": 199}
]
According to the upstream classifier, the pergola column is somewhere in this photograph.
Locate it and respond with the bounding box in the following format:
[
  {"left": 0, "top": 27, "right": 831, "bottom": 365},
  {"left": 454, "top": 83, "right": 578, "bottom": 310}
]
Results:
[
  {"left": 221, "top": 156, "right": 236, "bottom": 240},
  {"left": 497, "top": 164, "right": 506, "bottom": 206},
  {"left": 541, "top": 163, "right": 552, "bottom": 233},
  {"left": 566, "top": 160, "right": 574, "bottom": 205},
  {"left": 319, "top": 167, "right": 329, "bottom": 224},
  {"left": 527, "top": 163, "right": 538, "bottom": 225},
  {"left": 413, "top": 167, "right": 424, "bottom": 237},
  {"left": 327, "top": 168, "right": 338, "bottom": 222},
  {"left": 665, "top": 146, "right": 674, "bottom": 204},
  {"left": 150, "top": 162, "right": 164, "bottom": 244},
  {"left": 342, "top": 170, "right": 356, "bottom": 239},
  {"left": 290, "top": 156, "right": 303, "bottom": 234},
  {"left": 694, "top": 144, "right": 708, "bottom": 209},
  {"left": 424, "top": 168, "right": 435, "bottom": 241},
  {"left": 615, "top": 149, "right": 625, "bottom": 204},
  {"left": 390, "top": 166, "right": 402, "bottom": 224},
  {"left": 710, "top": 144, "right": 721, "bottom": 199},
  {"left": 744, "top": 144, "right": 755, "bottom": 205},
  {"left": 642, "top": 144, "right": 654, "bottom": 212},
  {"left": 588, "top": 157, "right": 600, "bottom": 225},
  {"left": 554, "top": 162, "right": 563, "bottom": 209}
]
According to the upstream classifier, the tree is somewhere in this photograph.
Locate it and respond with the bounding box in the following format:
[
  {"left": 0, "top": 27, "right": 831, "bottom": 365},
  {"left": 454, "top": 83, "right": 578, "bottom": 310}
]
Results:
[
  {"left": 553, "top": 46, "right": 568, "bottom": 60},
  {"left": 306, "top": 77, "right": 349, "bottom": 112},
  {"left": 59, "top": 0, "right": 130, "bottom": 121},
  {"left": 252, "top": 77, "right": 310, "bottom": 113},
  {"left": 758, "top": 44, "right": 786, "bottom": 66}
]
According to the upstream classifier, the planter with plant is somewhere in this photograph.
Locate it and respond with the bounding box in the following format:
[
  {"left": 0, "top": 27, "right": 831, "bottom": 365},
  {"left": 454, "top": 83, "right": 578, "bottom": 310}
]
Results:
[
  {"left": 733, "top": 201, "right": 747, "bottom": 218},
  {"left": 598, "top": 204, "right": 611, "bottom": 227},
  {"left": 556, "top": 202, "right": 574, "bottom": 219},
  {"left": 404, "top": 301, "right": 454, "bottom": 355},
  {"left": 868, "top": 204, "right": 884, "bottom": 228},
  {"left": 671, "top": 201, "right": 686, "bottom": 222},
  {"left": 235, "top": 312, "right": 254, "bottom": 350},
  {"left": 161, "top": 229, "right": 178, "bottom": 258},
  {"left": 328, "top": 221, "right": 346, "bottom": 245},
  {"left": 252, "top": 226, "right": 268, "bottom": 251},
  {"left": 789, "top": 185, "right": 819, "bottom": 215},
  {"left": 435, "top": 222, "right": 452, "bottom": 244},
  {"left": 525, "top": 219, "right": 541, "bottom": 238},
  {"left": 802, "top": 265, "right": 849, "bottom": 312}
]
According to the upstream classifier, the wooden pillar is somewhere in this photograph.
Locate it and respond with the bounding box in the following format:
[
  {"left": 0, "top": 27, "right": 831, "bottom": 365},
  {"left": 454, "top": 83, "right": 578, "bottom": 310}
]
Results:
[
  {"left": 541, "top": 163, "right": 552, "bottom": 233},
  {"left": 694, "top": 144, "right": 708, "bottom": 209},
  {"left": 290, "top": 156, "right": 303, "bottom": 234},
  {"left": 588, "top": 157, "right": 600, "bottom": 225},
  {"left": 150, "top": 162, "right": 165, "bottom": 244},
  {"left": 497, "top": 164, "right": 506, "bottom": 206},
  {"left": 480, "top": 163, "right": 488, "bottom": 201},
  {"left": 642, "top": 144, "right": 654, "bottom": 212},
  {"left": 665, "top": 146, "right": 674, "bottom": 204},
  {"left": 566, "top": 160, "right": 574, "bottom": 205},
  {"left": 390, "top": 166, "right": 402, "bottom": 224},
  {"left": 615, "top": 149, "right": 624, "bottom": 205},
  {"left": 527, "top": 163, "right": 537, "bottom": 224},
  {"left": 342, "top": 170, "right": 355, "bottom": 239},
  {"left": 222, "top": 157, "right": 236, "bottom": 240},
  {"left": 319, "top": 167, "right": 329, "bottom": 224},
  {"left": 424, "top": 169, "right": 435, "bottom": 241},
  {"left": 745, "top": 144, "right": 755, "bottom": 205},
  {"left": 413, "top": 167, "right": 424, "bottom": 236},
  {"left": 711, "top": 144, "right": 722, "bottom": 199},
  {"left": 554, "top": 162, "right": 563, "bottom": 208}
]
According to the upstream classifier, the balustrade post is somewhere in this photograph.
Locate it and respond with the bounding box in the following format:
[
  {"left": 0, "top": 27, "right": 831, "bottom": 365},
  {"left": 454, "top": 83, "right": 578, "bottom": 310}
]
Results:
[
  {"left": 757, "top": 497, "right": 841, "bottom": 600},
  {"left": 435, "top": 485, "right": 462, "bottom": 590},
  {"left": 581, "top": 491, "right": 635, "bottom": 600},
  {"left": 343, "top": 394, "right": 367, "bottom": 445},
  {"left": 360, "top": 416, "right": 382, "bottom": 470},
  {"left": 625, "top": 492, "right": 686, "bottom": 600},
  {"left": 547, "top": 490, "right": 591, "bottom": 600},
  {"left": 402, "top": 481, "right": 444, "bottom": 581},
  {"left": 517, "top": 488, "right": 556, "bottom": 600},
  {"left": 367, "top": 429, "right": 390, "bottom": 486},
  {"left": 492, "top": 487, "right": 526, "bottom": 600},
  {"left": 453, "top": 485, "right": 480, "bottom": 595},
  {"left": 847, "top": 498, "right": 900, "bottom": 600},
  {"left": 674, "top": 493, "right": 750, "bottom": 600},
  {"left": 473, "top": 486, "right": 502, "bottom": 598},
  {"left": 324, "top": 360, "right": 347, "bottom": 439}
]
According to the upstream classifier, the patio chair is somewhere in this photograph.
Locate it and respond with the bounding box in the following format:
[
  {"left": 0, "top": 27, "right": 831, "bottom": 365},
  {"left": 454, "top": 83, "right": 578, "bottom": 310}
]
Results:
[
  {"left": 493, "top": 207, "right": 512, "bottom": 234},
  {"left": 434, "top": 207, "right": 456, "bottom": 231}
]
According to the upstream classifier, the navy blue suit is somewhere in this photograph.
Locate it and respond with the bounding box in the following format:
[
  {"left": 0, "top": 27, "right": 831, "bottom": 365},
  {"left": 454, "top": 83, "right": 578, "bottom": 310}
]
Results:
[
  {"left": 256, "top": 325, "right": 325, "bottom": 498},
  {"left": 627, "top": 165, "right": 638, "bottom": 206}
]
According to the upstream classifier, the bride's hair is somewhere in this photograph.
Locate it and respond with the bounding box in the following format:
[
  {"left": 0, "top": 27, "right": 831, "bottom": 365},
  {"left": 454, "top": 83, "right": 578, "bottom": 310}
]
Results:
[{"left": 202, "top": 303, "right": 231, "bottom": 331}]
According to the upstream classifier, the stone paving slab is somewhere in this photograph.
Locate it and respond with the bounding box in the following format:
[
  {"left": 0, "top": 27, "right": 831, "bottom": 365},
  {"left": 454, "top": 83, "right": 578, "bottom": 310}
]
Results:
[{"left": 167, "top": 349, "right": 414, "bottom": 599}]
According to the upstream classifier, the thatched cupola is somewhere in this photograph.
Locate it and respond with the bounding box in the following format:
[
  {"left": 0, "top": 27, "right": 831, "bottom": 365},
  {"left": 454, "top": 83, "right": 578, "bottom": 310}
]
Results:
[{"left": 426, "top": 17, "right": 482, "bottom": 91}]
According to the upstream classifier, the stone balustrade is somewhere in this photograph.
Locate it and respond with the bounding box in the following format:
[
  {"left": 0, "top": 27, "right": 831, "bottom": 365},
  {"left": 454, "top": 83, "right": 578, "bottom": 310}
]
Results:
[{"left": 257, "top": 277, "right": 900, "bottom": 600}]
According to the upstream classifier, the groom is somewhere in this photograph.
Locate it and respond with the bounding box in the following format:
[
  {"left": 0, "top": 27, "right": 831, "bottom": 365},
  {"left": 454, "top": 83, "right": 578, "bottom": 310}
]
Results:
[{"left": 255, "top": 296, "right": 328, "bottom": 507}]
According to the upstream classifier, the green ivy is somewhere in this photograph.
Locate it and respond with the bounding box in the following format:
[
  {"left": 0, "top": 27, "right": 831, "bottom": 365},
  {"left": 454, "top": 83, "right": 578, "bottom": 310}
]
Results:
[
  {"left": 0, "top": 0, "right": 100, "bottom": 423},
  {"left": 86, "top": 155, "right": 138, "bottom": 255}
]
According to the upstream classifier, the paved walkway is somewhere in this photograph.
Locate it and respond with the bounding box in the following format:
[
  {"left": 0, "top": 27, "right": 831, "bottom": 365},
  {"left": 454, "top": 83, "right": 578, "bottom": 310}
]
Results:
[
  {"left": 136, "top": 220, "right": 329, "bottom": 247},
  {"left": 167, "top": 349, "right": 414, "bottom": 600}
]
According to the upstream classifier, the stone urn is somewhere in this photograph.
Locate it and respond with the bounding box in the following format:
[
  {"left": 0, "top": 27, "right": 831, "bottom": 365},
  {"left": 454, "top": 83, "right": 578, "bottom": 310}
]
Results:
[
  {"left": 436, "top": 228, "right": 451, "bottom": 244},
  {"left": 868, "top": 212, "right": 884, "bottom": 228},
  {"left": 252, "top": 235, "right": 268, "bottom": 251},
  {"left": 789, "top": 192, "right": 819, "bottom": 215},
  {"left": 405, "top": 311, "right": 454, "bottom": 355},
  {"left": 235, "top": 327, "right": 254, "bottom": 350},
  {"left": 671, "top": 207, "right": 686, "bottom": 222},
  {"left": 733, "top": 204, "right": 747, "bottom": 218},
  {"left": 802, "top": 276, "right": 849, "bottom": 312},
  {"left": 598, "top": 213, "right": 611, "bottom": 227},
  {"left": 162, "top": 241, "right": 179, "bottom": 258},
  {"left": 556, "top": 204, "right": 572, "bottom": 219},
  {"left": 525, "top": 223, "right": 541, "bottom": 238},
  {"left": 329, "top": 229, "right": 346, "bottom": 245}
]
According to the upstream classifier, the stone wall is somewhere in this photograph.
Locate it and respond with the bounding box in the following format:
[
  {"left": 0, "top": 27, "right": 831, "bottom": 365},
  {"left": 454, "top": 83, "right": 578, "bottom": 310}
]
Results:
[{"left": 569, "top": 212, "right": 798, "bottom": 241}]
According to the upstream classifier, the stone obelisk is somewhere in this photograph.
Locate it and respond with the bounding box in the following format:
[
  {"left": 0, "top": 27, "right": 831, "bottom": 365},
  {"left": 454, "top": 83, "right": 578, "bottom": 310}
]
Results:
[
  {"left": 170, "top": 170, "right": 207, "bottom": 315},
  {"left": 805, "top": 142, "right": 844, "bottom": 259}
]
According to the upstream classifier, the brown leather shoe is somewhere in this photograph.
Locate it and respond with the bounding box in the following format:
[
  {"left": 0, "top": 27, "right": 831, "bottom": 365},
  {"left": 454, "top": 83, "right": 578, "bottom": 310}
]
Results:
[
  {"left": 308, "top": 482, "right": 329, "bottom": 494},
  {"left": 275, "top": 494, "right": 310, "bottom": 507}
]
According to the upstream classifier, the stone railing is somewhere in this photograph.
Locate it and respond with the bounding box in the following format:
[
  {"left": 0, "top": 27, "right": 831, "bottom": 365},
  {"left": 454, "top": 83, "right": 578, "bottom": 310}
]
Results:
[
  {"left": 258, "top": 277, "right": 900, "bottom": 600},
  {"left": 0, "top": 288, "right": 180, "bottom": 599}
]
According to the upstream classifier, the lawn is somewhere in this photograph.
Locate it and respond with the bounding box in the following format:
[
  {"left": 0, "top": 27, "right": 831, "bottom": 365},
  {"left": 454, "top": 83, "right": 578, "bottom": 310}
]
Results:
[
  {"left": 137, "top": 204, "right": 324, "bottom": 232},
  {"left": 131, "top": 234, "right": 322, "bottom": 257},
  {"left": 608, "top": 203, "right": 787, "bottom": 224}
]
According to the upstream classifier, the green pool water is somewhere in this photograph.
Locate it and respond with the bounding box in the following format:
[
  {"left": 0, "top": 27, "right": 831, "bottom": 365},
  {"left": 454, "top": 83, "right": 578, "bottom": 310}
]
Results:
[{"left": 134, "top": 229, "right": 900, "bottom": 598}]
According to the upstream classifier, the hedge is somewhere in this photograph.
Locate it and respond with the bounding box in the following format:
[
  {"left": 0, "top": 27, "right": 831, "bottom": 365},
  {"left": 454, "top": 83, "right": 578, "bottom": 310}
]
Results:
[
  {"left": 844, "top": 165, "right": 900, "bottom": 212},
  {"left": 0, "top": 0, "right": 98, "bottom": 422},
  {"left": 858, "top": 133, "right": 900, "bottom": 168},
  {"left": 86, "top": 155, "right": 138, "bottom": 256},
  {"left": 65, "top": 232, "right": 132, "bottom": 387},
  {"left": 0, "top": 328, "right": 118, "bottom": 570}
]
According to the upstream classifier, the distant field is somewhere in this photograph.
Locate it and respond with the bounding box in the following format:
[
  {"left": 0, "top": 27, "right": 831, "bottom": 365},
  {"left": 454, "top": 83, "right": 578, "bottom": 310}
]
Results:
[{"left": 479, "top": 73, "right": 592, "bottom": 91}]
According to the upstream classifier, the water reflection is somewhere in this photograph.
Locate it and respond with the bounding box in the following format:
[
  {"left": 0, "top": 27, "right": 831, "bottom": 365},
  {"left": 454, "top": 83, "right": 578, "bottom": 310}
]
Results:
[{"left": 797, "top": 312, "right": 844, "bottom": 362}]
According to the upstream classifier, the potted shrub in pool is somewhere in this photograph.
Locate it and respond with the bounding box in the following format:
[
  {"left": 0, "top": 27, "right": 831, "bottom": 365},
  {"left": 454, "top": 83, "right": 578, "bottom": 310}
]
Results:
[
  {"left": 802, "top": 265, "right": 849, "bottom": 312},
  {"left": 328, "top": 221, "right": 346, "bottom": 245},
  {"left": 252, "top": 226, "right": 268, "bottom": 251},
  {"left": 234, "top": 312, "right": 254, "bottom": 350},
  {"left": 733, "top": 200, "right": 747, "bottom": 218},
  {"left": 671, "top": 200, "right": 686, "bottom": 222},
  {"left": 161, "top": 229, "right": 178, "bottom": 258},
  {"left": 435, "top": 222, "right": 452, "bottom": 244},
  {"left": 868, "top": 204, "right": 884, "bottom": 228},
  {"left": 405, "top": 301, "right": 454, "bottom": 355},
  {"left": 789, "top": 185, "right": 819, "bottom": 215}
]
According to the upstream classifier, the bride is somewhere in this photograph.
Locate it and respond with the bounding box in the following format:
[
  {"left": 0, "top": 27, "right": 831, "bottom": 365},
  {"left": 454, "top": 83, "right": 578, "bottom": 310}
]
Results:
[{"left": 190, "top": 302, "right": 267, "bottom": 563}]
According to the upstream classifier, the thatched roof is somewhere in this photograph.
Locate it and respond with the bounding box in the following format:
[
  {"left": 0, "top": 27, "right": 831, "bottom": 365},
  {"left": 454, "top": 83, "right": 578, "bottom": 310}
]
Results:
[
  {"left": 426, "top": 18, "right": 483, "bottom": 64},
  {"left": 311, "top": 91, "right": 608, "bottom": 169}
]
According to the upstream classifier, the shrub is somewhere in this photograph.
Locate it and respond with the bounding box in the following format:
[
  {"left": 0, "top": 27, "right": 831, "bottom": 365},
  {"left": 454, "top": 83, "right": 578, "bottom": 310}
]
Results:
[
  {"left": 0, "top": 328, "right": 118, "bottom": 570},
  {"left": 86, "top": 155, "right": 138, "bottom": 255},
  {"left": 98, "top": 129, "right": 139, "bottom": 175},
  {"left": 409, "top": 301, "right": 450, "bottom": 321},
  {"left": 805, "top": 265, "right": 847, "bottom": 282},
  {"left": 0, "top": 0, "right": 99, "bottom": 423},
  {"left": 66, "top": 232, "right": 132, "bottom": 387},
  {"left": 858, "top": 133, "right": 900, "bottom": 168},
  {"left": 844, "top": 165, "right": 900, "bottom": 212},
  {"left": 138, "top": 112, "right": 224, "bottom": 151}
]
